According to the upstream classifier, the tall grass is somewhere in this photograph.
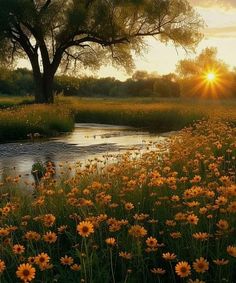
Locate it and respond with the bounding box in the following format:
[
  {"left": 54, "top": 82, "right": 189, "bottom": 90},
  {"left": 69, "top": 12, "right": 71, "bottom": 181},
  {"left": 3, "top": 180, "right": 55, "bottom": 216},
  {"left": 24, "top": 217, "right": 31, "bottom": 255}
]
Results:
[
  {"left": 0, "top": 119, "right": 235, "bottom": 282},
  {"left": 0, "top": 96, "right": 236, "bottom": 142},
  {"left": 0, "top": 104, "right": 74, "bottom": 142}
]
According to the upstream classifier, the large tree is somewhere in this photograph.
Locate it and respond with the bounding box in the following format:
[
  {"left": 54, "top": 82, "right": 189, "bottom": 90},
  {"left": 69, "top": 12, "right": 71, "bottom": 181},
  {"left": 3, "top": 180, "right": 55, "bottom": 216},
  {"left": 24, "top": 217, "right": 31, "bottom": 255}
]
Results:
[{"left": 0, "top": 0, "right": 203, "bottom": 103}]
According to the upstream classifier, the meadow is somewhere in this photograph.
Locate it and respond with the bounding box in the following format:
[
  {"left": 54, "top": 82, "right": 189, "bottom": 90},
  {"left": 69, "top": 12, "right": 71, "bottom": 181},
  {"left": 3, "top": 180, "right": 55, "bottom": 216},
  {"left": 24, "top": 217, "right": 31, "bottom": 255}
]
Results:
[
  {"left": 0, "top": 96, "right": 236, "bottom": 142},
  {"left": 0, "top": 117, "right": 235, "bottom": 283}
]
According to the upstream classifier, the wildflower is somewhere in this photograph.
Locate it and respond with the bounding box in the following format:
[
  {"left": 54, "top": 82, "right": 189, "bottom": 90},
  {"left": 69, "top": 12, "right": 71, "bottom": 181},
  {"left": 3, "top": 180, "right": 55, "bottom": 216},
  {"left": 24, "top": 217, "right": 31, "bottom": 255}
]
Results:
[
  {"left": 216, "top": 220, "right": 229, "bottom": 230},
  {"left": 192, "top": 232, "right": 210, "bottom": 241},
  {"left": 150, "top": 268, "right": 166, "bottom": 275},
  {"left": 35, "top": 253, "right": 50, "bottom": 266},
  {"left": 13, "top": 244, "right": 25, "bottom": 255},
  {"left": 16, "top": 263, "right": 36, "bottom": 282},
  {"left": 192, "top": 257, "right": 209, "bottom": 273},
  {"left": 162, "top": 252, "right": 177, "bottom": 261},
  {"left": 119, "top": 252, "right": 132, "bottom": 260},
  {"left": 128, "top": 225, "right": 147, "bottom": 238},
  {"left": 124, "top": 202, "right": 134, "bottom": 210},
  {"left": 187, "top": 214, "right": 199, "bottom": 225},
  {"left": 0, "top": 259, "right": 6, "bottom": 273},
  {"left": 70, "top": 264, "right": 81, "bottom": 271},
  {"left": 77, "top": 221, "right": 94, "bottom": 237},
  {"left": 175, "top": 261, "right": 191, "bottom": 278},
  {"left": 105, "top": 237, "right": 116, "bottom": 246},
  {"left": 146, "top": 237, "right": 158, "bottom": 248},
  {"left": 213, "top": 259, "right": 229, "bottom": 265},
  {"left": 227, "top": 245, "right": 236, "bottom": 257},
  {"left": 60, "top": 255, "right": 74, "bottom": 266},
  {"left": 43, "top": 231, "right": 57, "bottom": 243},
  {"left": 25, "top": 231, "right": 41, "bottom": 241},
  {"left": 42, "top": 214, "right": 56, "bottom": 227},
  {"left": 170, "top": 232, "right": 182, "bottom": 238}
]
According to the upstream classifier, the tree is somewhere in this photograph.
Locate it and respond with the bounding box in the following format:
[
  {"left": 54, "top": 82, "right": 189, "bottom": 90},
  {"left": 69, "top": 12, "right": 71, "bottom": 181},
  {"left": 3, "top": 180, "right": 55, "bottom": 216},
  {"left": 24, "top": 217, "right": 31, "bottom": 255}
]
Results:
[
  {"left": 176, "top": 47, "right": 236, "bottom": 98},
  {"left": 176, "top": 47, "right": 228, "bottom": 77},
  {"left": 0, "top": 0, "right": 203, "bottom": 103}
]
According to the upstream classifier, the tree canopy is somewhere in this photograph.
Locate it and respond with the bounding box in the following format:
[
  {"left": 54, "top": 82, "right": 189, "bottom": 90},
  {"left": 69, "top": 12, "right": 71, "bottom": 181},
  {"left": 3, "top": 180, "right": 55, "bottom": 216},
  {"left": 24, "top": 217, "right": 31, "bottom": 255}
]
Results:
[{"left": 0, "top": 0, "right": 203, "bottom": 103}]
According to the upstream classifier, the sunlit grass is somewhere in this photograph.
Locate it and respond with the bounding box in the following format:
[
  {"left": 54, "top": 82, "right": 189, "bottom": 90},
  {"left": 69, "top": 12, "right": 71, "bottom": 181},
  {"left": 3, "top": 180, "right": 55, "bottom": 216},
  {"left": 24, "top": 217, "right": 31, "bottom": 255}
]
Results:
[
  {"left": 0, "top": 119, "right": 235, "bottom": 282},
  {"left": 0, "top": 96, "right": 236, "bottom": 142}
]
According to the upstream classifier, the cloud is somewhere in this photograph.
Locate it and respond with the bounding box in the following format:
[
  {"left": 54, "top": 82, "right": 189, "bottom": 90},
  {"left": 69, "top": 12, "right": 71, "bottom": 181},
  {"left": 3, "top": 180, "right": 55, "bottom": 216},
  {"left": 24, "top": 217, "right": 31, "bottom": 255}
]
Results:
[
  {"left": 190, "top": 0, "right": 236, "bottom": 8},
  {"left": 204, "top": 25, "right": 236, "bottom": 38}
]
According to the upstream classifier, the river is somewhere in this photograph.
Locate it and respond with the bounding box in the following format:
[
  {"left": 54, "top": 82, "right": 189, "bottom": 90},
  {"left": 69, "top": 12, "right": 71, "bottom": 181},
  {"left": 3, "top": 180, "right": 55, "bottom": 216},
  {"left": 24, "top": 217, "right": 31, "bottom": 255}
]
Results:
[{"left": 0, "top": 123, "right": 171, "bottom": 181}]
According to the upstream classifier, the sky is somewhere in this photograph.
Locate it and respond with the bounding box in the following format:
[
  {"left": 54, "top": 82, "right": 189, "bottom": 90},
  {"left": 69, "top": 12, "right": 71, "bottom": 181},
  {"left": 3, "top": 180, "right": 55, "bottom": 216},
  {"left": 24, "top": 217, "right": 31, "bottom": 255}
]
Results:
[
  {"left": 18, "top": 0, "right": 236, "bottom": 80},
  {"left": 96, "top": 0, "right": 236, "bottom": 80}
]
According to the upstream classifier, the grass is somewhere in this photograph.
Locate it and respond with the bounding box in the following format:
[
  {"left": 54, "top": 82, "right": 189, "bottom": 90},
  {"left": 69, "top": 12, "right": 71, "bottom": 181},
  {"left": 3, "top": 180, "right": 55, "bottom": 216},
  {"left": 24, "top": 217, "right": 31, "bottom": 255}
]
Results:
[
  {"left": 0, "top": 119, "right": 235, "bottom": 282},
  {"left": 0, "top": 95, "right": 236, "bottom": 142},
  {"left": 0, "top": 103, "right": 74, "bottom": 142}
]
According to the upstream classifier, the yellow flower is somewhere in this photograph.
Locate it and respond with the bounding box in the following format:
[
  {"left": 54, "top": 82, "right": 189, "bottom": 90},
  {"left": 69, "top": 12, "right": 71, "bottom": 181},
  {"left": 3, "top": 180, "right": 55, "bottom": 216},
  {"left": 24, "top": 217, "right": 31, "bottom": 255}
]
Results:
[
  {"left": 175, "top": 261, "right": 191, "bottom": 278},
  {"left": 162, "top": 252, "right": 177, "bottom": 261},
  {"left": 12, "top": 244, "right": 25, "bottom": 255},
  {"left": 192, "top": 257, "right": 209, "bottom": 273},
  {"left": 16, "top": 263, "right": 36, "bottom": 282},
  {"left": 42, "top": 231, "right": 57, "bottom": 243},
  {"left": 0, "top": 259, "right": 6, "bottom": 273},
  {"left": 227, "top": 245, "right": 236, "bottom": 257},
  {"left": 105, "top": 237, "right": 116, "bottom": 246},
  {"left": 77, "top": 221, "right": 94, "bottom": 237},
  {"left": 128, "top": 225, "right": 147, "bottom": 238},
  {"left": 60, "top": 255, "right": 74, "bottom": 266}
]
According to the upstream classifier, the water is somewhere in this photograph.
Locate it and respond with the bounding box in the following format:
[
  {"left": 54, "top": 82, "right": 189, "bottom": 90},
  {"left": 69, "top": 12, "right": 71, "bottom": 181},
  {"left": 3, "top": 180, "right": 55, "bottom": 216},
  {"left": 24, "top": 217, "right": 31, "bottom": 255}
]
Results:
[{"left": 0, "top": 123, "right": 170, "bottom": 180}]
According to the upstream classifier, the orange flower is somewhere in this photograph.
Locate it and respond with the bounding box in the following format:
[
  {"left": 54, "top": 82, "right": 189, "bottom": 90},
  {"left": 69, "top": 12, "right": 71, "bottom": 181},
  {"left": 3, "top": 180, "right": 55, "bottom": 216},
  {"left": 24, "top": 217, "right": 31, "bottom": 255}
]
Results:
[
  {"left": 187, "top": 214, "right": 199, "bottom": 225},
  {"left": 35, "top": 253, "right": 50, "bottom": 266},
  {"left": 119, "top": 251, "right": 132, "bottom": 260},
  {"left": 128, "top": 225, "right": 147, "bottom": 238},
  {"left": 42, "top": 231, "right": 57, "bottom": 243},
  {"left": 227, "top": 245, "right": 236, "bottom": 257},
  {"left": 60, "top": 255, "right": 74, "bottom": 266},
  {"left": 213, "top": 259, "right": 229, "bottom": 265},
  {"left": 146, "top": 237, "right": 158, "bottom": 248},
  {"left": 162, "top": 252, "right": 177, "bottom": 261},
  {"left": 192, "top": 232, "right": 210, "bottom": 241},
  {"left": 150, "top": 268, "right": 166, "bottom": 275},
  {"left": 175, "top": 261, "right": 191, "bottom": 278},
  {"left": 77, "top": 221, "right": 94, "bottom": 237},
  {"left": 12, "top": 244, "right": 25, "bottom": 255},
  {"left": 16, "top": 263, "right": 36, "bottom": 282},
  {"left": 70, "top": 264, "right": 81, "bottom": 271},
  {"left": 0, "top": 259, "right": 6, "bottom": 273},
  {"left": 105, "top": 237, "right": 116, "bottom": 246},
  {"left": 192, "top": 257, "right": 209, "bottom": 273}
]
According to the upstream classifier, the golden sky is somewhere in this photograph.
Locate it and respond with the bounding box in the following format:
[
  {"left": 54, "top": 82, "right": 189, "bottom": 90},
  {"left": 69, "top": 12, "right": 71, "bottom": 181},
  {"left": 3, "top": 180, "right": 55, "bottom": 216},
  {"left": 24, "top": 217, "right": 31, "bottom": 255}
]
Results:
[{"left": 97, "top": 0, "right": 236, "bottom": 80}]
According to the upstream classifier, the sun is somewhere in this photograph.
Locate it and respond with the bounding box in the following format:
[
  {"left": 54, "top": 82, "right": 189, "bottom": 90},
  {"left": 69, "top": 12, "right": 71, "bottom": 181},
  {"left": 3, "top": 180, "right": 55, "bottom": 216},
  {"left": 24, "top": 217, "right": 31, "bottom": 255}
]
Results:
[{"left": 206, "top": 72, "right": 216, "bottom": 82}]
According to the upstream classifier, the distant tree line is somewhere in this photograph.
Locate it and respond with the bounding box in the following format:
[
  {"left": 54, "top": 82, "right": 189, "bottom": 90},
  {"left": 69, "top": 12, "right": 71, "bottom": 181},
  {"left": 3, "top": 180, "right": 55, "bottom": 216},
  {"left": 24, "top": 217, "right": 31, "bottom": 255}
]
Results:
[{"left": 0, "top": 68, "right": 181, "bottom": 98}]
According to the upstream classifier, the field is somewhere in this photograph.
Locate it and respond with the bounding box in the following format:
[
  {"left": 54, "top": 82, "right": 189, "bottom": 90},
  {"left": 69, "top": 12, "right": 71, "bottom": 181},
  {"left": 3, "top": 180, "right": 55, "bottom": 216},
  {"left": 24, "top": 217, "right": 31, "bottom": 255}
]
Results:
[
  {"left": 0, "top": 96, "right": 236, "bottom": 142},
  {"left": 0, "top": 117, "right": 236, "bottom": 282}
]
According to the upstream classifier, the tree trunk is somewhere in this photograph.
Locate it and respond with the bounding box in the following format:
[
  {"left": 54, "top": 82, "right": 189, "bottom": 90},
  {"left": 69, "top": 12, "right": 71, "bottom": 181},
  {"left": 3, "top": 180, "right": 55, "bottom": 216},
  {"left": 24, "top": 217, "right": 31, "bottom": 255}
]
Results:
[{"left": 33, "top": 71, "right": 54, "bottom": 104}]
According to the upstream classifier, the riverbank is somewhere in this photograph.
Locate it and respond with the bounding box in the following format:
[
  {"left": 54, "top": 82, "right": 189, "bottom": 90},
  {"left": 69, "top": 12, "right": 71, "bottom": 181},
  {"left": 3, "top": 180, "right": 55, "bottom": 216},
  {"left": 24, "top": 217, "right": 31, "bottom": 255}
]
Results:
[
  {"left": 0, "top": 96, "right": 236, "bottom": 142},
  {"left": 0, "top": 119, "right": 235, "bottom": 282}
]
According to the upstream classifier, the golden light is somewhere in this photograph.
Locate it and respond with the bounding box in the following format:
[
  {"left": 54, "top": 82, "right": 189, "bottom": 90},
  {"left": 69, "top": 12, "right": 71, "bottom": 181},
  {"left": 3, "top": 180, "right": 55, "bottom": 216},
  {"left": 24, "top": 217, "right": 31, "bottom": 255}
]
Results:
[{"left": 206, "top": 72, "right": 216, "bottom": 82}]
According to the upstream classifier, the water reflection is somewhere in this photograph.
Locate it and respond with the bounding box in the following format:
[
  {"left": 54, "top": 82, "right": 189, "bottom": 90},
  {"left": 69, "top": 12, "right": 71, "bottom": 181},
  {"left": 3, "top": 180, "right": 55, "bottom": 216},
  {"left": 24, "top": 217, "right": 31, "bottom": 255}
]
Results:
[{"left": 0, "top": 123, "right": 169, "bottom": 181}]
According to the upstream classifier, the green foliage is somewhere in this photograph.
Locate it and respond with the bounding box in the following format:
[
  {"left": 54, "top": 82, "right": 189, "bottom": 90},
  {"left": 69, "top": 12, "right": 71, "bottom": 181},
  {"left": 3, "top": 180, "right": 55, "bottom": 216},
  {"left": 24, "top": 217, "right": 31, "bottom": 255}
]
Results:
[{"left": 0, "top": 0, "right": 203, "bottom": 102}]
